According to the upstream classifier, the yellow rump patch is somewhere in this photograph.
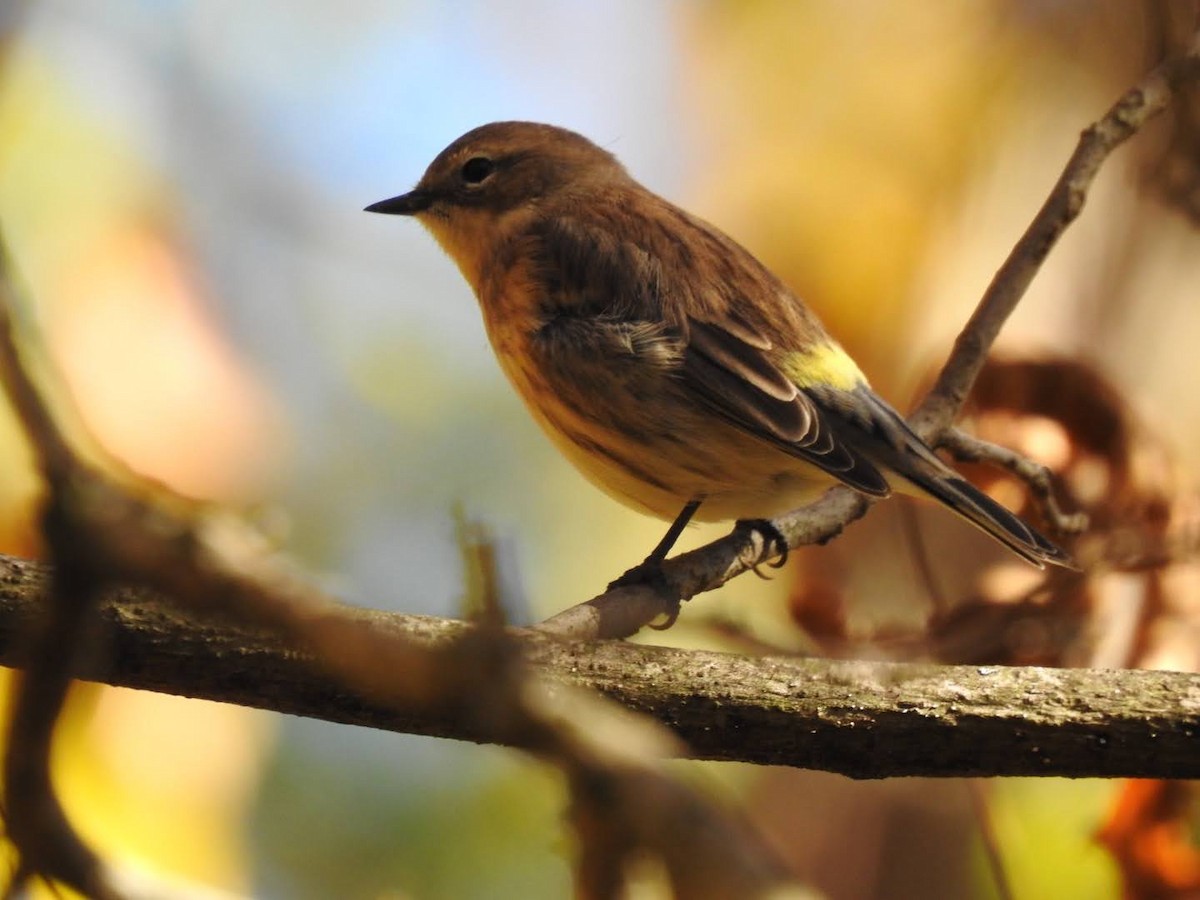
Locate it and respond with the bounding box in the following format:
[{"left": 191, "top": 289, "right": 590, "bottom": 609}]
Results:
[{"left": 782, "top": 343, "right": 867, "bottom": 390}]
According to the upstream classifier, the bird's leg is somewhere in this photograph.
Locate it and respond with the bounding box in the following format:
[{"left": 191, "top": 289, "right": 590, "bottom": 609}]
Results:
[
  {"left": 733, "top": 518, "right": 790, "bottom": 578},
  {"left": 607, "top": 498, "right": 703, "bottom": 593}
]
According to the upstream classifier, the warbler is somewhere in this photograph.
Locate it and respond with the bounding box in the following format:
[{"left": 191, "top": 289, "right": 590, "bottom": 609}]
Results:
[{"left": 366, "top": 121, "right": 1072, "bottom": 579}]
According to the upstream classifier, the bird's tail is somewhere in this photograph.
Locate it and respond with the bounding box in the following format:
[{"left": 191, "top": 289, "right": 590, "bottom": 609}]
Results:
[
  {"left": 847, "top": 389, "right": 1077, "bottom": 570},
  {"left": 806, "top": 384, "right": 1077, "bottom": 569},
  {"left": 901, "top": 467, "right": 1077, "bottom": 570}
]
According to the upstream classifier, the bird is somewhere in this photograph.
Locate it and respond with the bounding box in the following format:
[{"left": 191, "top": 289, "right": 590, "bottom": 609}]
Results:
[{"left": 366, "top": 121, "right": 1073, "bottom": 585}]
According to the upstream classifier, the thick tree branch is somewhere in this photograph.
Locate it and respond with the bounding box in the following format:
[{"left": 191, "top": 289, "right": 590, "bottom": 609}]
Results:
[{"left": 0, "top": 554, "right": 1195, "bottom": 779}]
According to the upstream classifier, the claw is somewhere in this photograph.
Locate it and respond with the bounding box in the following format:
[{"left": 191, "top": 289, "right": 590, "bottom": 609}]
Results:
[
  {"left": 648, "top": 600, "right": 683, "bottom": 630},
  {"left": 735, "top": 518, "right": 790, "bottom": 571},
  {"left": 608, "top": 560, "right": 683, "bottom": 631},
  {"left": 769, "top": 544, "right": 789, "bottom": 569}
]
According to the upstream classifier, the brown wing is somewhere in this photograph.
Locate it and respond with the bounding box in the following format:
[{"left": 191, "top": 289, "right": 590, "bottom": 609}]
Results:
[
  {"left": 682, "top": 319, "right": 890, "bottom": 496},
  {"left": 527, "top": 210, "right": 890, "bottom": 496}
]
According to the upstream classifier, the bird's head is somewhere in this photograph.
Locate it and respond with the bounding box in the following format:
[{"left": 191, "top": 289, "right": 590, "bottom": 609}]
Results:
[{"left": 366, "top": 121, "right": 627, "bottom": 288}]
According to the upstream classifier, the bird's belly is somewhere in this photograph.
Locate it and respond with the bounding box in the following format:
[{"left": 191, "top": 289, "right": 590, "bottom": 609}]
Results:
[
  {"left": 498, "top": 351, "right": 835, "bottom": 522},
  {"left": 555, "top": 419, "right": 835, "bottom": 522}
]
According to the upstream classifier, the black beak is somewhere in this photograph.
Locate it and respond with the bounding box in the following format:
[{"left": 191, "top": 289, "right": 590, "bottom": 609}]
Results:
[{"left": 364, "top": 189, "right": 432, "bottom": 215}]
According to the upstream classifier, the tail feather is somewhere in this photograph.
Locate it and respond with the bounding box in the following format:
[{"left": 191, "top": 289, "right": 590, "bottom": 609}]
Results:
[
  {"left": 805, "top": 384, "right": 1077, "bottom": 570},
  {"left": 914, "top": 473, "right": 1077, "bottom": 570}
]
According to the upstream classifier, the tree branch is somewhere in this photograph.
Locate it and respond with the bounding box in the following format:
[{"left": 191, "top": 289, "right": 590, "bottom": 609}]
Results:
[{"left": 0, "top": 554, "right": 1195, "bottom": 780}]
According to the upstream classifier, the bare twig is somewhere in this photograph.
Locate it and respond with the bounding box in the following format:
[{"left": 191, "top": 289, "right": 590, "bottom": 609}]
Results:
[
  {"left": 537, "top": 491, "right": 868, "bottom": 639},
  {"left": 0, "top": 241, "right": 120, "bottom": 898},
  {"left": 940, "top": 427, "right": 1089, "bottom": 535},
  {"left": 540, "top": 27, "right": 1200, "bottom": 640},
  {"left": 0, "top": 243, "right": 76, "bottom": 482},
  {"left": 909, "top": 29, "right": 1200, "bottom": 435}
]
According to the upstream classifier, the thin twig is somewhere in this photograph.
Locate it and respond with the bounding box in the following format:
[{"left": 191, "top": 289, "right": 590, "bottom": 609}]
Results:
[
  {"left": 537, "top": 490, "right": 869, "bottom": 639},
  {"left": 940, "top": 427, "right": 1089, "bottom": 535},
  {"left": 0, "top": 242, "right": 77, "bottom": 484},
  {"left": 910, "top": 31, "right": 1200, "bottom": 435},
  {"left": 0, "top": 239, "right": 118, "bottom": 897}
]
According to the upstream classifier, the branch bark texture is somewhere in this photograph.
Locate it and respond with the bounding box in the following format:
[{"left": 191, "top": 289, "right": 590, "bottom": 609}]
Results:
[{"left": 0, "top": 555, "right": 1195, "bottom": 780}]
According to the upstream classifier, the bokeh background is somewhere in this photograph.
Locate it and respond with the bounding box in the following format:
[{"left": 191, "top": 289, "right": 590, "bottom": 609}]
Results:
[{"left": 1, "top": 1, "right": 1199, "bottom": 898}]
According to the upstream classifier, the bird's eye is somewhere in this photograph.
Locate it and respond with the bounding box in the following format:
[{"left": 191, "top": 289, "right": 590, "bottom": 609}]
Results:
[{"left": 461, "top": 157, "right": 495, "bottom": 185}]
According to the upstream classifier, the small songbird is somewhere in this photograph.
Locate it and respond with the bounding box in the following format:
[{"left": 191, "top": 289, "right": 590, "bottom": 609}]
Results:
[{"left": 367, "top": 121, "right": 1072, "bottom": 581}]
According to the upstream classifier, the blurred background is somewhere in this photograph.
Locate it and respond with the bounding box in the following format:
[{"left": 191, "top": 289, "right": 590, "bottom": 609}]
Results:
[{"left": 1, "top": 1, "right": 1199, "bottom": 897}]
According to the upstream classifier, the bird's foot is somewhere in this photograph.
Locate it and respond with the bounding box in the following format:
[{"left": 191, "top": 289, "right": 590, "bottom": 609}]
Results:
[
  {"left": 607, "top": 558, "right": 682, "bottom": 630},
  {"left": 734, "top": 518, "right": 790, "bottom": 578},
  {"left": 607, "top": 557, "right": 669, "bottom": 592}
]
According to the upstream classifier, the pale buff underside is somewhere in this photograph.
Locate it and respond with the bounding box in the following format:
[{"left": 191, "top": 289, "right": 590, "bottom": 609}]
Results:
[
  {"left": 421, "top": 202, "right": 870, "bottom": 523},
  {"left": 537, "top": 403, "right": 842, "bottom": 522},
  {"left": 489, "top": 320, "right": 850, "bottom": 523}
]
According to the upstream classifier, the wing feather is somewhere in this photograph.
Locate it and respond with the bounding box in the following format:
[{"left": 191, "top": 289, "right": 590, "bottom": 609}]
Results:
[{"left": 681, "top": 318, "right": 890, "bottom": 496}]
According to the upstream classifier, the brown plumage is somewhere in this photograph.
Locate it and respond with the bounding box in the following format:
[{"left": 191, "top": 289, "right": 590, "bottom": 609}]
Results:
[{"left": 367, "top": 121, "right": 1074, "bottom": 571}]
